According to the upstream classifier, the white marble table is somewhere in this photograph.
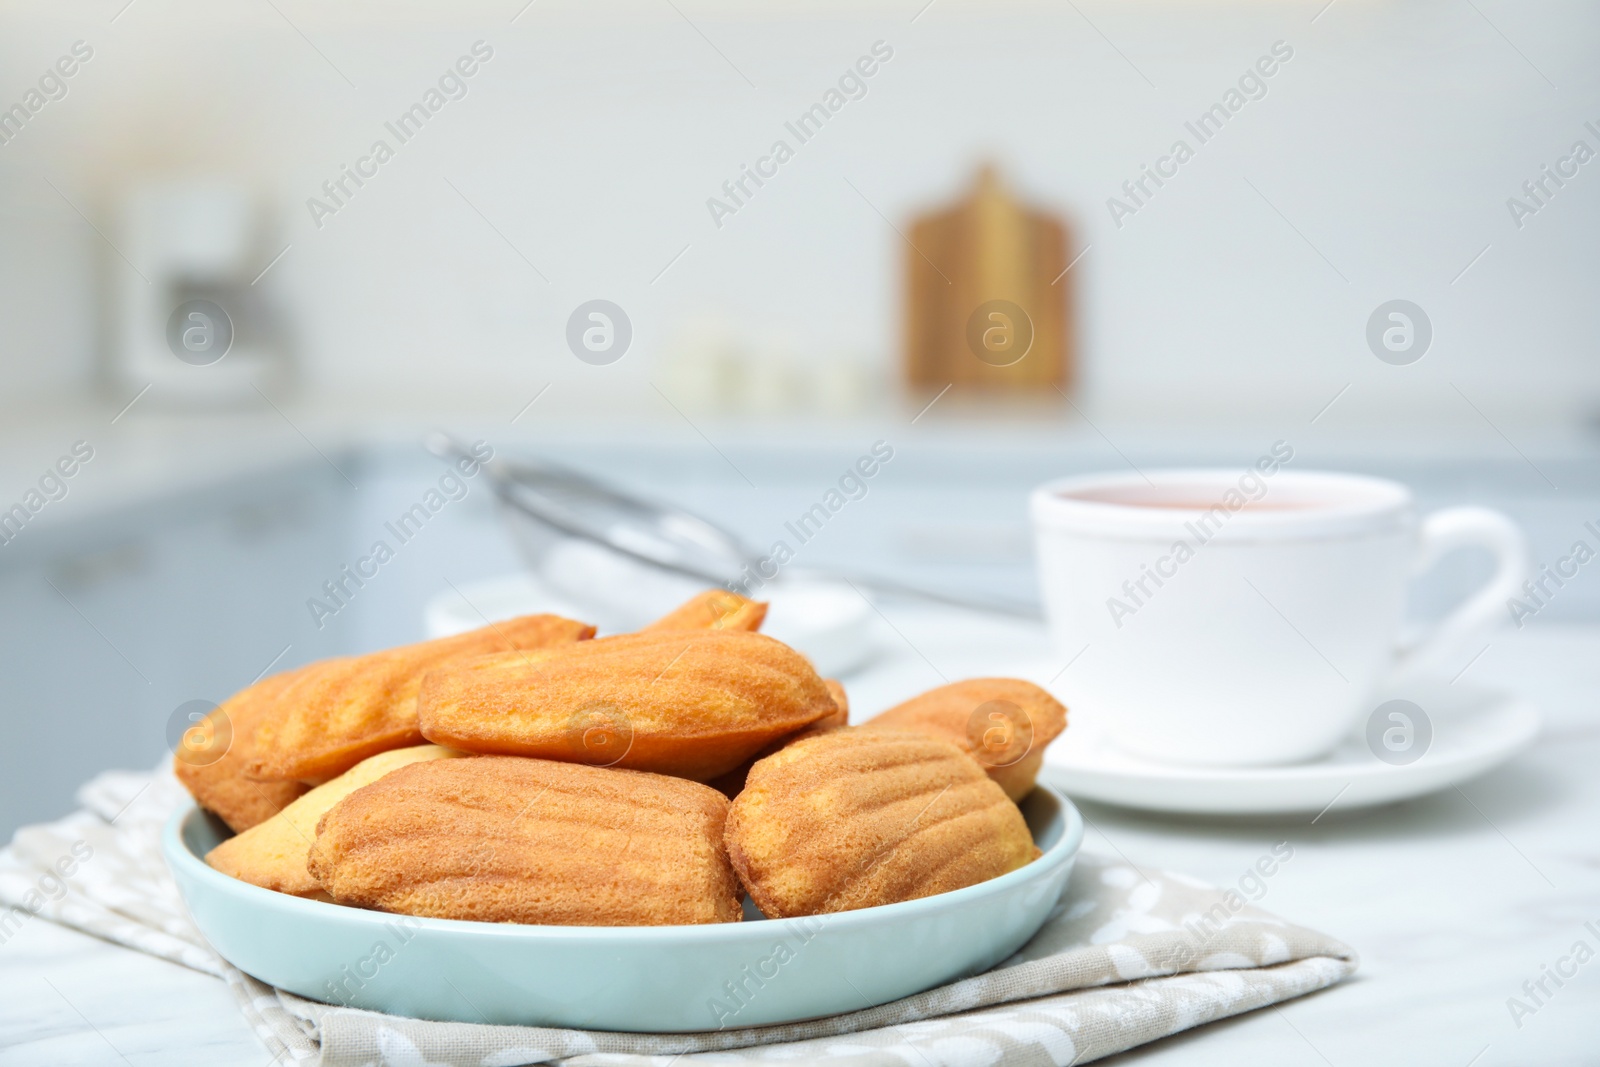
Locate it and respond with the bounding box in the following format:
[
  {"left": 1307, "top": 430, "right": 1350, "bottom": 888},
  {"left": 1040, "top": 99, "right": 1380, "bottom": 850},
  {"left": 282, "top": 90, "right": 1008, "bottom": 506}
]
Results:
[{"left": 1, "top": 616, "right": 1596, "bottom": 1066}]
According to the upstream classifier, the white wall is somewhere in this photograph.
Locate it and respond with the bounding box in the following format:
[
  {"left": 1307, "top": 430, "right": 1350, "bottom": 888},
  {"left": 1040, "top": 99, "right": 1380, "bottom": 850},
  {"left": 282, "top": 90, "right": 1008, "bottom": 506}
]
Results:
[{"left": 0, "top": 0, "right": 1594, "bottom": 424}]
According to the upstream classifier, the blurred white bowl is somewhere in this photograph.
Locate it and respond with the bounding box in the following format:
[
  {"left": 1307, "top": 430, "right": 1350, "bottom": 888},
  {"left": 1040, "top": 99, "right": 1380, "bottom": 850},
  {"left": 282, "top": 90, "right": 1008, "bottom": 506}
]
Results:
[{"left": 426, "top": 573, "right": 878, "bottom": 680}]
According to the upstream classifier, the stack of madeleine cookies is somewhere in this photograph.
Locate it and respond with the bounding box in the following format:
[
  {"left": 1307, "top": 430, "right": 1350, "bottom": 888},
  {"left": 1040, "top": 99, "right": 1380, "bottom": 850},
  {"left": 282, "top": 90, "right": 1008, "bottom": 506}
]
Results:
[{"left": 183, "top": 589, "right": 1067, "bottom": 926}]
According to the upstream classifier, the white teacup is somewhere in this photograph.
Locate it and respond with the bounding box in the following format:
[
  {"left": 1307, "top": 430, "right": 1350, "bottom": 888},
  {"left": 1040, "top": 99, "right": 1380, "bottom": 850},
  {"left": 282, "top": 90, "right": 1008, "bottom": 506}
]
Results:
[{"left": 1030, "top": 464, "right": 1529, "bottom": 767}]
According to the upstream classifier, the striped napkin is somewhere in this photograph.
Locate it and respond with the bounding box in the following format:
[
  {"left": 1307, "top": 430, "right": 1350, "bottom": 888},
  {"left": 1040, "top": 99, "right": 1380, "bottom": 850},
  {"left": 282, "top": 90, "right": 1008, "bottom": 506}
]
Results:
[{"left": 0, "top": 766, "right": 1356, "bottom": 1066}]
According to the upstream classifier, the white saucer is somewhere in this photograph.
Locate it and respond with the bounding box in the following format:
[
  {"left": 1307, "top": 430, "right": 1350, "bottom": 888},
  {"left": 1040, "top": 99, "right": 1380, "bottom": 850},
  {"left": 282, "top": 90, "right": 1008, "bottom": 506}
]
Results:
[{"left": 1042, "top": 679, "right": 1540, "bottom": 816}]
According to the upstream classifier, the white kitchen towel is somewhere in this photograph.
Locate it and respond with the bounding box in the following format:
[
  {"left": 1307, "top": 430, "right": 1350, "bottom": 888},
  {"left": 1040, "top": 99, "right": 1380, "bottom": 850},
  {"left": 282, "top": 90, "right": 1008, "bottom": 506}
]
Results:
[{"left": 0, "top": 768, "right": 1357, "bottom": 1066}]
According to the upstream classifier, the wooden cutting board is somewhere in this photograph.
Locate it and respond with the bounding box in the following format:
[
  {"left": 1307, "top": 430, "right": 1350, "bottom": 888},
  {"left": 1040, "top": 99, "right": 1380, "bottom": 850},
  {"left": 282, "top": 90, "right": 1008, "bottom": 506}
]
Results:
[{"left": 903, "top": 165, "right": 1075, "bottom": 396}]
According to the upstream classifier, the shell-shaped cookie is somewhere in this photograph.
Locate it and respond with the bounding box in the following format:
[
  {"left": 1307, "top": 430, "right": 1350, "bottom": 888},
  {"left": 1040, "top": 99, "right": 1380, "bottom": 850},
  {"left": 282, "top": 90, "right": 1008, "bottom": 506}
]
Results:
[
  {"left": 642, "top": 589, "right": 768, "bottom": 633},
  {"left": 862, "top": 678, "right": 1067, "bottom": 801},
  {"left": 244, "top": 614, "right": 594, "bottom": 783},
  {"left": 206, "top": 744, "right": 462, "bottom": 898},
  {"left": 706, "top": 678, "right": 850, "bottom": 799},
  {"left": 307, "top": 756, "right": 743, "bottom": 926},
  {"left": 724, "top": 729, "right": 1037, "bottom": 918},
  {"left": 416, "top": 629, "right": 836, "bottom": 781},
  {"left": 173, "top": 664, "right": 314, "bottom": 831},
  {"left": 821, "top": 679, "right": 849, "bottom": 725}
]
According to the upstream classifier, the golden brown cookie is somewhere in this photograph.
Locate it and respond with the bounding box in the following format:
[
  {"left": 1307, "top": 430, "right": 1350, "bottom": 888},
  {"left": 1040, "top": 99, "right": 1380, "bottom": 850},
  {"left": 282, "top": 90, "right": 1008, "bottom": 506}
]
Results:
[
  {"left": 642, "top": 589, "right": 767, "bottom": 633},
  {"left": 173, "top": 665, "right": 316, "bottom": 832},
  {"left": 244, "top": 614, "right": 595, "bottom": 783},
  {"left": 206, "top": 745, "right": 462, "bottom": 897},
  {"left": 706, "top": 678, "right": 851, "bottom": 799},
  {"left": 307, "top": 756, "right": 743, "bottom": 925},
  {"left": 724, "top": 729, "right": 1037, "bottom": 918},
  {"left": 417, "top": 629, "right": 836, "bottom": 781},
  {"left": 862, "top": 678, "right": 1067, "bottom": 801},
  {"left": 821, "top": 679, "right": 850, "bottom": 728}
]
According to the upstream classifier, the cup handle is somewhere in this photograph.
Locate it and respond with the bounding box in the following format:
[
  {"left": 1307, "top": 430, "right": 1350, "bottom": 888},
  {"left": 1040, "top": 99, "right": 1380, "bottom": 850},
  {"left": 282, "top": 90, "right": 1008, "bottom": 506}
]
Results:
[{"left": 1393, "top": 506, "right": 1530, "bottom": 678}]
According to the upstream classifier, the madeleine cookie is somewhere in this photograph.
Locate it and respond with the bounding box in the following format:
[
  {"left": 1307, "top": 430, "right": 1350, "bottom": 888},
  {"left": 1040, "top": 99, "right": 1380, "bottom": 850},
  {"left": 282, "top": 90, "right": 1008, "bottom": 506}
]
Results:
[
  {"left": 724, "top": 730, "right": 1037, "bottom": 918},
  {"left": 642, "top": 589, "right": 767, "bottom": 633},
  {"left": 244, "top": 614, "right": 594, "bottom": 783},
  {"left": 307, "top": 756, "right": 743, "bottom": 926},
  {"left": 173, "top": 665, "right": 315, "bottom": 832},
  {"left": 820, "top": 679, "right": 849, "bottom": 728},
  {"left": 206, "top": 745, "right": 463, "bottom": 897},
  {"left": 417, "top": 630, "right": 836, "bottom": 781},
  {"left": 862, "top": 678, "right": 1067, "bottom": 801},
  {"left": 707, "top": 678, "right": 851, "bottom": 798}
]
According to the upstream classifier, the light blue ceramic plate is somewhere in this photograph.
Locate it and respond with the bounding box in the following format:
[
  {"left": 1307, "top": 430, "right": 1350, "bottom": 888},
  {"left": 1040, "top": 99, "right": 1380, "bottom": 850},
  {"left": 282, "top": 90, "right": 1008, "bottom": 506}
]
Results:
[{"left": 164, "top": 785, "right": 1082, "bottom": 1032}]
